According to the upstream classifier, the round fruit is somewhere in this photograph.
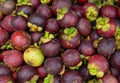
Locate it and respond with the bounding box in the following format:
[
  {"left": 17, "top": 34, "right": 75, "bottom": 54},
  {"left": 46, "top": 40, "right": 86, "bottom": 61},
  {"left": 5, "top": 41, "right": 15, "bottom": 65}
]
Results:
[{"left": 23, "top": 46, "right": 44, "bottom": 67}]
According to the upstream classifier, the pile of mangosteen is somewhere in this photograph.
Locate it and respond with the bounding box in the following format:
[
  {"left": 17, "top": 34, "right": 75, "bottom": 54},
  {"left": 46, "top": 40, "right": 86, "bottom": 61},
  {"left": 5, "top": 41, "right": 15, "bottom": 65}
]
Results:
[{"left": 0, "top": 0, "right": 120, "bottom": 83}]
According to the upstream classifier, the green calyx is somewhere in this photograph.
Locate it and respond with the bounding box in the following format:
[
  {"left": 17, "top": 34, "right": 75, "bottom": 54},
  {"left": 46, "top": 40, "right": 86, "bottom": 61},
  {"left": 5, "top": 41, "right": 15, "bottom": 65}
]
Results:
[
  {"left": 96, "top": 17, "right": 110, "bottom": 32},
  {"left": 17, "top": 11, "right": 28, "bottom": 18},
  {"left": 62, "top": 27, "right": 78, "bottom": 41},
  {"left": 69, "top": 61, "right": 82, "bottom": 70},
  {"left": 25, "top": 75, "right": 39, "bottom": 83},
  {"left": 40, "top": 0, "right": 50, "bottom": 4},
  {"left": 17, "top": 0, "right": 32, "bottom": 6},
  {"left": 88, "top": 63, "right": 104, "bottom": 78},
  {"left": 88, "top": 79, "right": 103, "bottom": 83},
  {"left": 44, "top": 74, "right": 54, "bottom": 83},
  {"left": 27, "top": 22, "right": 43, "bottom": 32},
  {"left": 57, "top": 7, "right": 68, "bottom": 20},
  {"left": 115, "top": 27, "right": 120, "bottom": 40},
  {"left": 86, "top": 6, "right": 98, "bottom": 22},
  {"left": 40, "top": 31, "right": 54, "bottom": 44}
]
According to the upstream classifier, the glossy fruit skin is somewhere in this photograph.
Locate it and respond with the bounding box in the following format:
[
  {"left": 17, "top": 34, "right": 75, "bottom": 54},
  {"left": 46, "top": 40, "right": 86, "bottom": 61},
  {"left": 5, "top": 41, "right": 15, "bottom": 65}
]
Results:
[
  {"left": 97, "top": 38, "right": 116, "bottom": 57},
  {"left": 0, "top": 64, "right": 11, "bottom": 76},
  {"left": 1, "top": 15, "right": 15, "bottom": 32},
  {"left": 77, "top": 0, "right": 88, "bottom": 5},
  {"left": 79, "top": 65, "right": 92, "bottom": 81},
  {"left": 77, "top": 18, "right": 91, "bottom": 36},
  {"left": 10, "top": 31, "right": 31, "bottom": 51},
  {"left": 40, "top": 38, "right": 61, "bottom": 57},
  {"left": 0, "top": 28, "right": 9, "bottom": 46},
  {"left": 110, "top": 50, "right": 120, "bottom": 69},
  {"left": 101, "top": 74, "right": 118, "bottom": 83},
  {"left": 0, "top": 50, "right": 10, "bottom": 61},
  {"left": 23, "top": 46, "right": 44, "bottom": 67},
  {"left": 110, "top": 67, "right": 119, "bottom": 78},
  {"left": 61, "top": 70, "right": 83, "bottom": 83},
  {"left": 44, "top": 57, "right": 63, "bottom": 75},
  {"left": 59, "top": 12, "right": 78, "bottom": 28},
  {"left": 0, "top": 0, "right": 16, "bottom": 15},
  {"left": 96, "top": 20, "right": 116, "bottom": 37},
  {"left": 30, "top": 0, "right": 40, "bottom": 8},
  {"left": 0, "top": 75, "right": 14, "bottom": 83},
  {"left": 77, "top": 40, "right": 95, "bottom": 56},
  {"left": 52, "top": 0, "right": 72, "bottom": 14},
  {"left": 30, "top": 32, "right": 44, "bottom": 43},
  {"left": 17, "top": 5, "right": 33, "bottom": 16},
  {"left": 88, "top": 55, "right": 109, "bottom": 78},
  {"left": 45, "top": 18, "right": 60, "bottom": 34},
  {"left": 16, "top": 65, "right": 37, "bottom": 83},
  {"left": 3, "top": 50, "right": 23, "bottom": 68},
  {"left": 89, "top": 30, "right": 99, "bottom": 41},
  {"left": 28, "top": 13, "right": 46, "bottom": 28},
  {"left": 60, "top": 29, "right": 81, "bottom": 49},
  {"left": 36, "top": 65, "right": 47, "bottom": 78},
  {"left": 62, "top": 49, "right": 81, "bottom": 67},
  {"left": 101, "top": 5, "right": 117, "bottom": 19},
  {"left": 118, "top": 8, "right": 120, "bottom": 19},
  {"left": 36, "top": 4, "right": 52, "bottom": 19},
  {"left": 11, "top": 16, "right": 27, "bottom": 31}
]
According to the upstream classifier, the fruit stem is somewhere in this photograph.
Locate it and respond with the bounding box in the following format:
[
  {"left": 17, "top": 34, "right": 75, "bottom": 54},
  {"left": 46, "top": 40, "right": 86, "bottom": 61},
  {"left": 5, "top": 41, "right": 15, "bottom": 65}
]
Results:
[{"left": 68, "top": 27, "right": 75, "bottom": 35}]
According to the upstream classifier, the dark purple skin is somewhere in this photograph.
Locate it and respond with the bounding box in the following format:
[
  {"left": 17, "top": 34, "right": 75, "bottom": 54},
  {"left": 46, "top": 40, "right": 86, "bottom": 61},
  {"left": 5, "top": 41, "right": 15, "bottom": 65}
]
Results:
[
  {"left": 11, "top": 16, "right": 27, "bottom": 31},
  {"left": 97, "top": 38, "right": 116, "bottom": 57},
  {"left": 30, "top": 32, "right": 44, "bottom": 43},
  {"left": 101, "top": 5, "right": 117, "bottom": 19},
  {"left": 59, "top": 30, "right": 81, "bottom": 49},
  {"left": 38, "top": 79, "right": 43, "bottom": 83},
  {"left": 62, "top": 49, "right": 81, "bottom": 67},
  {"left": 54, "top": 75, "right": 61, "bottom": 83},
  {"left": 1, "top": 15, "right": 15, "bottom": 32},
  {"left": 40, "top": 38, "right": 61, "bottom": 57},
  {"left": 70, "top": 5, "right": 83, "bottom": 19},
  {"left": 0, "top": 75, "right": 14, "bottom": 83},
  {"left": 79, "top": 65, "right": 92, "bottom": 81},
  {"left": 77, "top": 18, "right": 92, "bottom": 36},
  {"left": 30, "top": 0, "right": 40, "bottom": 8},
  {"left": 0, "top": 0, "right": 16, "bottom": 15},
  {"left": 0, "top": 28, "right": 9, "bottom": 46},
  {"left": 117, "top": 74, "right": 120, "bottom": 83},
  {"left": 0, "top": 64, "right": 11, "bottom": 76},
  {"left": 77, "top": 39, "right": 95, "bottom": 56},
  {"left": 44, "top": 57, "right": 63, "bottom": 75},
  {"left": 101, "top": 74, "right": 118, "bottom": 83},
  {"left": 28, "top": 13, "right": 46, "bottom": 28},
  {"left": 59, "top": 12, "right": 78, "bottom": 28},
  {"left": 52, "top": 0, "right": 72, "bottom": 14},
  {"left": 36, "top": 65, "right": 47, "bottom": 78},
  {"left": 89, "top": 30, "right": 99, "bottom": 41},
  {"left": 17, "top": 5, "right": 33, "bottom": 15},
  {"left": 36, "top": 4, "right": 52, "bottom": 19},
  {"left": 45, "top": 18, "right": 60, "bottom": 34},
  {"left": 118, "top": 8, "right": 120, "bottom": 19},
  {"left": 16, "top": 65, "right": 37, "bottom": 83},
  {"left": 110, "top": 67, "right": 119, "bottom": 78},
  {"left": 110, "top": 50, "right": 120, "bottom": 69},
  {"left": 77, "top": 0, "right": 88, "bottom": 5},
  {"left": 61, "top": 70, "right": 83, "bottom": 83}
]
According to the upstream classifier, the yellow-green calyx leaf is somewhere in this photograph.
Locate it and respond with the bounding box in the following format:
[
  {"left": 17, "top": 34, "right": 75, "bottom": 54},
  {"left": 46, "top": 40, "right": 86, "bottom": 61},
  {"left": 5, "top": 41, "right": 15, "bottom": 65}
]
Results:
[
  {"left": 40, "top": 31, "right": 54, "bottom": 44},
  {"left": 62, "top": 27, "right": 78, "bottom": 41},
  {"left": 69, "top": 61, "right": 82, "bottom": 70},
  {"left": 27, "top": 22, "right": 43, "bottom": 32},
  {"left": 57, "top": 7, "right": 68, "bottom": 20},
  {"left": 88, "top": 63, "right": 104, "bottom": 78},
  {"left": 86, "top": 6, "right": 98, "bottom": 22},
  {"left": 96, "top": 17, "right": 110, "bottom": 32},
  {"left": 7, "top": 81, "right": 12, "bottom": 83},
  {"left": 41, "top": 0, "right": 50, "bottom": 4},
  {"left": 115, "top": 27, "right": 120, "bottom": 40},
  {"left": 17, "top": 11, "right": 28, "bottom": 18},
  {"left": 44, "top": 74, "right": 54, "bottom": 83},
  {"left": 17, "top": 0, "right": 32, "bottom": 6}
]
